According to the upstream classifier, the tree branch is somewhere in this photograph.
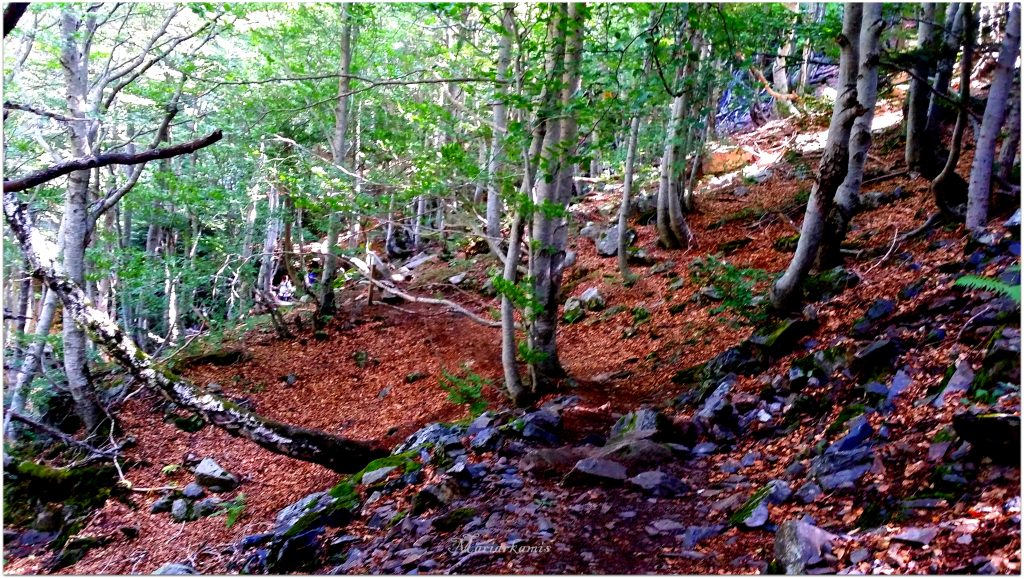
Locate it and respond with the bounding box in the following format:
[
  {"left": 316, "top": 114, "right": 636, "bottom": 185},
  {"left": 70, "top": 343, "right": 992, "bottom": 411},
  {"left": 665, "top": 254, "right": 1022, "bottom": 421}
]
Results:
[
  {"left": 3, "top": 3, "right": 29, "bottom": 38},
  {"left": 4, "top": 129, "right": 223, "bottom": 193},
  {"left": 4, "top": 100, "right": 87, "bottom": 123}
]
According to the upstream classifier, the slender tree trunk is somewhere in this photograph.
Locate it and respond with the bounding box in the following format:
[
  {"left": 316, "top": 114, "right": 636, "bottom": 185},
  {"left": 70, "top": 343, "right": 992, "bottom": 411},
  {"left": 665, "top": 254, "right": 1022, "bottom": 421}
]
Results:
[
  {"left": 228, "top": 191, "right": 258, "bottom": 321},
  {"left": 966, "top": 3, "right": 1020, "bottom": 233},
  {"left": 798, "top": 3, "right": 825, "bottom": 94},
  {"left": 618, "top": 115, "right": 642, "bottom": 277},
  {"left": 931, "top": 4, "right": 974, "bottom": 222},
  {"left": 657, "top": 86, "right": 694, "bottom": 249},
  {"left": 257, "top": 184, "right": 281, "bottom": 298},
  {"left": 771, "top": 3, "right": 863, "bottom": 311},
  {"left": 906, "top": 3, "right": 938, "bottom": 173},
  {"left": 997, "top": 76, "right": 1021, "bottom": 183},
  {"left": 485, "top": 4, "right": 514, "bottom": 262},
  {"left": 317, "top": 2, "right": 353, "bottom": 325},
  {"left": 925, "top": 3, "right": 965, "bottom": 144},
  {"left": 773, "top": 4, "right": 799, "bottom": 116},
  {"left": 817, "top": 4, "right": 885, "bottom": 268},
  {"left": 3, "top": 288, "right": 60, "bottom": 442}
]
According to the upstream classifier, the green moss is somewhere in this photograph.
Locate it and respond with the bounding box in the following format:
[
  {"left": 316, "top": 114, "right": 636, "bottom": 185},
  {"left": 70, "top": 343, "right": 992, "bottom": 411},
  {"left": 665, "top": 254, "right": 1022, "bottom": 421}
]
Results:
[
  {"left": 773, "top": 234, "right": 800, "bottom": 252},
  {"left": 562, "top": 307, "right": 585, "bottom": 324},
  {"left": 432, "top": 507, "right": 478, "bottom": 532},
  {"left": 826, "top": 403, "right": 868, "bottom": 435},
  {"left": 388, "top": 510, "right": 407, "bottom": 527}
]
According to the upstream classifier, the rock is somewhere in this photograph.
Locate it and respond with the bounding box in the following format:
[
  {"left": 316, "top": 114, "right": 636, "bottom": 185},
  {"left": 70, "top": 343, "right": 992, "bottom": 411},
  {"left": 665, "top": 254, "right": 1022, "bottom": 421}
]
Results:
[
  {"left": 182, "top": 482, "right": 205, "bottom": 500},
  {"left": 864, "top": 299, "right": 895, "bottom": 321},
  {"left": 628, "top": 471, "right": 690, "bottom": 497},
  {"left": 580, "top": 287, "right": 606, "bottom": 311},
  {"left": 523, "top": 409, "right": 560, "bottom": 431},
  {"left": 563, "top": 298, "right": 585, "bottom": 324},
  {"left": 411, "top": 482, "right": 456, "bottom": 515},
  {"left": 851, "top": 339, "right": 900, "bottom": 377},
  {"left": 448, "top": 272, "right": 467, "bottom": 285},
  {"left": 153, "top": 563, "right": 199, "bottom": 575},
  {"left": 884, "top": 370, "right": 912, "bottom": 410},
  {"left": 749, "top": 318, "right": 814, "bottom": 356},
  {"left": 521, "top": 446, "right": 591, "bottom": 476},
  {"left": 952, "top": 412, "right": 1021, "bottom": 463},
  {"left": 933, "top": 361, "right": 975, "bottom": 407},
  {"left": 193, "top": 458, "right": 239, "bottom": 492},
  {"left": 565, "top": 457, "right": 628, "bottom": 485},
  {"left": 805, "top": 267, "right": 860, "bottom": 300},
  {"left": 826, "top": 415, "right": 873, "bottom": 454},
  {"left": 774, "top": 520, "right": 839, "bottom": 574},
  {"left": 170, "top": 499, "right": 193, "bottom": 523},
  {"left": 194, "top": 497, "right": 225, "bottom": 518},
  {"left": 795, "top": 482, "right": 822, "bottom": 504},
  {"left": 699, "top": 286, "right": 724, "bottom": 301},
  {"left": 522, "top": 422, "right": 560, "bottom": 445},
  {"left": 596, "top": 225, "right": 636, "bottom": 257},
  {"left": 273, "top": 526, "right": 324, "bottom": 572},
  {"left": 720, "top": 460, "right": 741, "bottom": 474},
  {"left": 274, "top": 491, "right": 350, "bottom": 535},
  {"left": 598, "top": 436, "right": 674, "bottom": 469},
  {"left": 1004, "top": 209, "right": 1021, "bottom": 229},
  {"left": 395, "top": 423, "right": 465, "bottom": 454},
  {"left": 579, "top": 222, "right": 602, "bottom": 240},
  {"left": 850, "top": 548, "right": 870, "bottom": 564},
  {"left": 649, "top": 519, "right": 686, "bottom": 534},
  {"left": 361, "top": 466, "right": 397, "bottom": 486},
  {"left": 892, "top": 526, "right": 939, "bottom": 547},
  {"left": 730, "top": 488, "right": 772, "bottom": 528},
  {"left": 681, "top": 525, "right": 725, "bottom": 550},
  {"left": 366, "top": 506, "right": 396, "bottom": 529},
  {"left": 467, "top": 412, "right": 495, "bottom": 436},
  {"left": 609, "top": 408, "right": 669, "bottom": 441},
  {"left": 151, "top": 494, "right": 175, "bottom": 514},
  {"left": 766, "top": 480, "right": 792, "bottom": 504},
  {"left": 697, "top": 375, "right": 735, "bottom": 420},
  {"left": 432, "top": 507, "right": 478, "bottom": 532},
  {"left": 470, "top": 427, "right": 501, "bottom": 452},
  {"left": 818, "top": 466, "right": 871, "bottom": 490}
]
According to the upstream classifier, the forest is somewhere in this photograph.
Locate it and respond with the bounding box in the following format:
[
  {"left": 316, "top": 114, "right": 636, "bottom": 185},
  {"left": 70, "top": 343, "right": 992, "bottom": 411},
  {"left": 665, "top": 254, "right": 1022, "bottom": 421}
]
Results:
[{"left": 1, "top": 1, "right": 1021, "bottom": 574}]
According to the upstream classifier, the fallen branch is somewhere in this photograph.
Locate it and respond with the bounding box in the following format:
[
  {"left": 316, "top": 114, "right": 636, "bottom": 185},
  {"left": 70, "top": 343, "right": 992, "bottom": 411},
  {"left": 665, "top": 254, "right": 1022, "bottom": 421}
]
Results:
[
  {"left": 4, "top": 130, "right": 223, "bottom": 192},
  {"left": 8, "top": 411, "right": 120, "bottom": 458},
  {"left": 4, "top": 187, "right": 387, "bottom": 473},
  {"left": 863, "top": 227, "right": 899, "bottom": 277},
  {"left": 862, "top": 169, "right": 908, "bottom": 186}
]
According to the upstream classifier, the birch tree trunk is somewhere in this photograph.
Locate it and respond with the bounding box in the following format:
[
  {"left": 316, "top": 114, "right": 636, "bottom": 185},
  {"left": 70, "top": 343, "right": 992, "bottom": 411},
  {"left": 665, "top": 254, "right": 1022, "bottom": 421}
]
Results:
[
  {"left": 817, "top": 4, "right": 885, "bottom": 268},
  {"left": 966, "top": 3, "right": 1020, "bottom": 233},
  {"left": 906, "top": 3, "right": 938, "bottom": 173},
  {"left": 771, "top": 3, "right": 863, "bottom": 311},
  {"left": 317, "top": 2, "right": 353, "bottom": 324}
]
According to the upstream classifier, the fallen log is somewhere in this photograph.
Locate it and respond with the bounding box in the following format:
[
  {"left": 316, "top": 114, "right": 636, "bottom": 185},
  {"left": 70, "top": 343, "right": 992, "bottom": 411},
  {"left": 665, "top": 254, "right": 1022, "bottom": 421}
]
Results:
[{"left": 4, "top": 191, "right": 386, "bottom": 473}]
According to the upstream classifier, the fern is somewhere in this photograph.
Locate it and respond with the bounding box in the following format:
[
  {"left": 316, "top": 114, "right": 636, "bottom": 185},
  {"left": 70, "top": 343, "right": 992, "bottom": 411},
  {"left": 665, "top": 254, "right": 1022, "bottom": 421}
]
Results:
[
  {"left": 217, "top": 493, "right": 247, "bottom": 528},
  {"left": 953, "top": 274, "right": 1021, "bottom": 304}
]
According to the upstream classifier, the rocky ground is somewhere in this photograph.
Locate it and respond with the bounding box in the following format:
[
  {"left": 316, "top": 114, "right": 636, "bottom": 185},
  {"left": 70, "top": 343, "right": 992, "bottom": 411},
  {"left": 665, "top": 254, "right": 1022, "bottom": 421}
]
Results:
[{"left": 3, "top": 99, "right": 1021, "bottom": 575}]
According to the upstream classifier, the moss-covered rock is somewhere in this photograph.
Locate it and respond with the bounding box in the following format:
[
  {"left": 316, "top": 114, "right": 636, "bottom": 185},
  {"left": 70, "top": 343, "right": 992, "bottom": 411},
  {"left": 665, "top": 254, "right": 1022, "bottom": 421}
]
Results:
[
  {"left": 432, "top": 507, "right": 478, "bottom": 532},
  {"left": 804, "top": 267, "right": 860, "bottom": 300}
]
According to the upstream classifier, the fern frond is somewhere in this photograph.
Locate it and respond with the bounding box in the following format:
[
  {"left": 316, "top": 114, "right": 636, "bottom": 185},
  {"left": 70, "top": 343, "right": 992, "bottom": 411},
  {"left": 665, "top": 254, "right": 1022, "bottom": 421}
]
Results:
[{"left": 953, "top": 274, "right": 1021, "bottom": 304}]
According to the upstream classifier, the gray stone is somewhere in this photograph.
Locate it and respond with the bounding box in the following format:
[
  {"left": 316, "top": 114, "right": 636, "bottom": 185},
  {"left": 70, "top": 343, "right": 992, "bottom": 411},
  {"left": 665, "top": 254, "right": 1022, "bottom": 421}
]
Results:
[
  {"left": 566, "top": 457, "right": 628, "bottom": 484},
  {"left": 766, "top": 480, "right": 792, "bottom": 504},
  {"left": 194, "top": 497, "right": 225, "bottom": 518},
  {"left": 362, "top": 466, "right": 397, "bottom": 486},
  {"left": 697, "top": 376, "right": 735, "bottom": 420},
  {"left": 818, "top": 464, "right": 872, "bottom": 490},
  {"left": 151, "top": 494, "right": 175, "bottom": 514},
  {"left": 650, "top": 519, "right": 685, "bottom": 533},
  {"left": 795, "top": 482, "right": 822, "bottom": 504},
  {"left": 274, "top": 491, "right": 347, "bottom": 534},
  {"left": 598, "top": 436, "right": 674, "bottom": 469},
  {"left": 740, "top": 501, "right": 770, "bottom": 528},
  {"left": 153, "top": 563, "right": 198, "bottom": 575},
  {"left": 596, "top": 224, "right": 636, "bottom": 257},
  {"left": 934, "top": 361, "right": 974, "bottom": 407},
  {"left": 774, "top": 520, "right": 839, "bottom": 574},
  {"left": 467, "top": 412, "right": 495, "bottom": 436},
  {"left": 193, "top": 458, "right": 239, "bottom": 492},
  {"left": 182, "top": 482, "right": 205, "bottom": 500},
  {"left": 609, "top": 408, "right": 667, "bottom": 441},
  {"left": 681, "top": 525, "right": 725, "bottom": 550},
  {"left": 394, "top": 423, "right": 465, "bottom": 454},
  {"left": 850, "top": 548, "right": 870, "bottom": 564},
  {"left": 563, "top": 298, "right": 585, "bottom": 323},
  {"left": 170, "top": 499, "right": 192, "bottom": 523},
  {"left": 826, "top": 415, "right": 873, "bottom": 454},
  {"left": 892, "top": 526, "right": 939, "bottom": 547},
  {"left": 627, "top": 470, "right": 690, "bottom": 497},
  {"left": 470, "top": 427, "right": 501, "bottom": 452},
  {"left": 522, "top": 409, "right": 560, "bottom": 431},
  {"left": 580, "top": 287, "right": 606, "bottom": 311}
]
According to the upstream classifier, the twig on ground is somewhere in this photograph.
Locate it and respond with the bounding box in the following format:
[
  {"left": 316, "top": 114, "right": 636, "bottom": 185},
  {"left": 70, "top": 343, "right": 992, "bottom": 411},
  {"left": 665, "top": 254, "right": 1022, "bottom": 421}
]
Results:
[
  {"left": 955, "top": 305, "right": 992, "bottom": 344},
  {"left": 862, "top": 169, "right": 908, "bottom": 186},
  {"left": 863, "top": 227, "right": 900, "bottom": 276}
]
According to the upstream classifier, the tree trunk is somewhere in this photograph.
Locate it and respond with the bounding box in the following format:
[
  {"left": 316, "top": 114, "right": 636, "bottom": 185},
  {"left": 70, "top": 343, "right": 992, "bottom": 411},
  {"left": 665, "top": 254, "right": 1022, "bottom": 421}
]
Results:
[
  {"left": 657, "top": 88, "right": 694, "bottom": 249},
  {"left": 931, "top": 4, "right": 974, "bottom": 222},
  {"left": 4, "top": 189, "right": 386, "bottom": 472},
  {"left": 618, "top": 115, "right": 642, "bottom": 276},
  {"left": 966, "top": 3, "right": 1020, "bottom": 233},
  {"left": 997, "top": 75, "right": 1021, "bottom": 183},
  {"left": 906, "top": 3, "right": 938, "bottom": 173},
  {"left": 817, "top": 4, "right": 885, "bottom": 268},
  {"left": 771, "top": 3, "right": 863, "bottom": 311},
  {"left": 257, "top": 183, "right": 281, "bottom": 298},
  {"left": 798, "top": 3, "right": 825, "bottom": 94},
  {"left": 485, "top": 4, "right": 514, "bottom": 262},
  {"left": 925, "top": 3, "right": 964, "bottom": 144},
  {"left": 773, "top": 4, "right": 799, "bottom": 116},
  {"left": 3, "top": 287, "right": 59, "bottom": 442},
  {"left": 317, "top": 2, "right": 353, "bottom": 324}
]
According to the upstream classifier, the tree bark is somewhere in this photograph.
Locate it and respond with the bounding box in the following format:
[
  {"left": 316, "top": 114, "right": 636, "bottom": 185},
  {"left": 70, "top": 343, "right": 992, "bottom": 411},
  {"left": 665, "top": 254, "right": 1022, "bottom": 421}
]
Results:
[
  {"left": 485, "top": 4, "right": 514, "bottom": 262},
  {"left": 906, "top": 3, "right": 938, "bottom": 173},
  {"left": 931, "top": 4, "right": 974, "bottom": 222},
  {"left": 925, "top": 3, "right": 965, "bottom": 145},
  {"left": 817, "top": 4, "right": 885, "bottom": 268},
  {"left": 618, "top": 115, "right": 642, "bottom": 277},
  {"left": 771, "top": 3, "right": 863, "bottom": 311},
  {"left": 317, "top": 2, "right": 353, "bottom": 324},
  {"left": 966, "top": 3, "right": 1020, "bottom": 233},
  {"left": 997, "top": 74, "right": 1021, "bottom": 183},
  {"left": 3, "top": 288, "right": 59, "bottom": 442}
]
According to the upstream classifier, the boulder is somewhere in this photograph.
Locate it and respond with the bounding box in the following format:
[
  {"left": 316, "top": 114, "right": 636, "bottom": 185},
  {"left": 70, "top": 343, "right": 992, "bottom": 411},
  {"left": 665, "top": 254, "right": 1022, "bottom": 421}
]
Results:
[
  {"left": 470, "top": 427, "right": 501, "bottom": 452},
  {"left": 580, "top": 287, "right": 607, "bottom": 311},
  {"left": 151, "top": 494, "right": 175, "bottom": 514},
  {"left": 681, "top": 525, "right": 725, "bottom": 550},
  {"left": 170, "top": 499, "right": 193, "bottom": 523},
  {"left": 521, "top": 446, "right": 591, "bottom": 477},
  {"left": 596, "top": 225, "right": 636, "bottom": 257},
  {"left": 598, "top": 436, "right": 674, "bottom": 469},
  {"left": 805, "top": 267, "right": 860, "bottom": 300},
  {"left": 933, "top": 361, "right": 975, "bottom": 407},
  {"left": 892, "top": 526, "right": 939, "bottom": 547},
  {"left": 274, "top": 491, "right": 350, "bottom": 535},
  {"left": 825, "top": 415, "right": 873, "bottom": 454},
  {"left": 394, "top": 423, "right": 465, "bottom": 454},
  {"left": 194, "top": 497, "right": 225, "bottom": 518},
  {"left": 565, "top": 457, "right": 628, "bottom": 485},
  {"left": 774, "top": 520, "right": 839, "bottom": 574},
  {"left": 153, "top": 563, "right": 199, "bottom": 575},
  {"left": 794, "top": 482, "right": 822, "bottom": 504},
  {"left": 194, "top": 458, "right": 239, "bottom": 493},
  {"left": 609, "top": 408, "right": 670, "bottom": 441},
  {"left": 182, "top": 482, "right": 205, "bottom": 500},
  {"left": 766, "top": 480, "right": 792, "bottom": 504},
  {"left": 361, "top": 466, "right": 397, "bottom": 486},
  {"left": 563, "top": 298, "right": 585, "bottom": 324},
  {"left": 627, "top": 471, "right": 690, "bottom": 497}
]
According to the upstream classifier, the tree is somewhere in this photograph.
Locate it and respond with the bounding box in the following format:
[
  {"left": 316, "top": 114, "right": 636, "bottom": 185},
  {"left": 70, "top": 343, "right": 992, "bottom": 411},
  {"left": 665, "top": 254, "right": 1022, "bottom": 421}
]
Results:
[
  {"left": 966, "top": 3, "right": 1021, "bottom": 233},
  {"left": 770, "top": 3, "right": 864, "bottom": 311},
  {"left": 905, "top": 3, "right": 939, "bottom": 174}
]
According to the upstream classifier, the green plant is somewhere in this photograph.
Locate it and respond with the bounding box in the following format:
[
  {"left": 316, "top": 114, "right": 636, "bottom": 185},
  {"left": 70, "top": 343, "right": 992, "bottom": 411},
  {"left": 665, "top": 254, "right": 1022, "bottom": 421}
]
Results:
[
  {"left": 688, "top": 255, "right": 770, "bottom": 323},
  {"left": 953, "top": 271, "right": 1021, "bottom": 304},
  {"left": 160, "top": 464, "right": 181, "bottom": 476},
  {"left": 440, "top": 366, "right": 490, "bottom": 417},
  {"left": 217, "top": 493, "right": 247, "bottom": 528}
]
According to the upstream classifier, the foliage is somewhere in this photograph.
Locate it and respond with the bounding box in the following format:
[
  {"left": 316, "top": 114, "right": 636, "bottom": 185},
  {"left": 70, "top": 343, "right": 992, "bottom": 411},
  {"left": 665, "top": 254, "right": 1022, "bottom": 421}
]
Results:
[
  {"left": 440, "top": 366, "right": 491, "bottom": 417},
  {"left": 217, "top": 493, "right": 247, "bottom": 528},
  {"left": 953, "top": 271, "right": 1021, "bottom": 304},
  {"left": 688, "top": 255, "right": 770, "bottom": 323}
]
